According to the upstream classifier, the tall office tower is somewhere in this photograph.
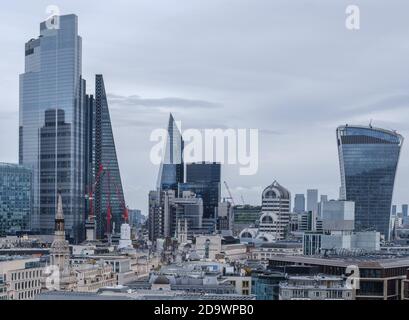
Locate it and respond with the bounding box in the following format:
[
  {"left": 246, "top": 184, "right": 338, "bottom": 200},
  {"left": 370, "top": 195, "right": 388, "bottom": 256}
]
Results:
[
  {"left": 259, "top": 181, "right": 291, "bottom": 240},
  {"left": 181, "top": 162, "right": 221, "bottom": 218},
  {"left": 337, "top": 125, "right": 403, "bottom": 239},
  {"left": 157, "top": 114, "right": 184, "bottom": 191},
  {"left": 91, "top": 75, "right": 126, "bottom": 239},
  {"left": 317, "top": 194, "right": 329, "bottom": 219},
  {"left": 19, "top": 15, "right": 86, "bottom": 242},
  {"left": 403, "top": 205, "right": 409, "bottom": 218},
  {"left": 0, "top": 163, "right": 32, "bottom": 235},
  {"left": 306, "top": 189, "right": 318, "bottom": 213},
  {"left": 293, "top": 194, "right": 305, "bottom": 213},
  {"left": 179, "top": 162, "right": 221, "bottom": 234}
]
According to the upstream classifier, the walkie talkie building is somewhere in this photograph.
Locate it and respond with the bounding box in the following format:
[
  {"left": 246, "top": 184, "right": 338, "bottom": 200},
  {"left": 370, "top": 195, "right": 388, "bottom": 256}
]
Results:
[{"left": 337, "top": 125, "right": 403, "bottom": 239}]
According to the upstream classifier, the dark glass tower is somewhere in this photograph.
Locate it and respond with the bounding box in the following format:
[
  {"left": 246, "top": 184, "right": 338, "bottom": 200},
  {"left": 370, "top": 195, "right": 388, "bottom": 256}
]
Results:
[
  {"left": 156, "top": 114, "right": 184, "bottom": 191},
  {"left": 19, "top": 15, "right": 86, "bottom": 242},
  {"left": 180, "top": 162, "right": 221, "bottom": 220},
  {"left": 92, "top": 75, "right": 126, "bottom": 239},
  {"left": 337, "top": 125, "right": 403, "bottom": 239}
]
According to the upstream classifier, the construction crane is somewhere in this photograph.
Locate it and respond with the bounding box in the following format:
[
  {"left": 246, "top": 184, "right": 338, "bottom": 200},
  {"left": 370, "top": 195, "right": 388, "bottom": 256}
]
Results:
[
  {"left": 241, "top": 195, "right": 246, "bottom": 206},
  {"left": 106, "top": 170, "right": 113, "bottom": 236},
  {"left": 85, "top": 164, "right": 105, "bottom": 223},
  {"left": 223, "top": 181, "right": 236, "bottom": 207}
]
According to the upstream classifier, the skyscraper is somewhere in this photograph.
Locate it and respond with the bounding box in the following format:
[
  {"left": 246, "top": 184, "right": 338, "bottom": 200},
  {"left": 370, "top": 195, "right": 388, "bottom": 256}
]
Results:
[
  {"left": 92, "top": 75, "right": 126, "bottom": 239},
  {"left": 306, "top": 189, "right": 318, "bottom": 214},
  {"left": 149, "top": 114, "right": 184, "bottom": 242},
  {"left": 337, "top": 125, "right": 403, "bottom": 239},
  {"left": 156, "top": 114, "right": 184, "bottom": 191},
  {"left": 181, "top": 162, "right": 221, "bottom": 219},
  {"left": 403, "top": 205, "right": 408, "bottom": 218},
  {"left": 259, "top": 181, "right": 291, "bottom": 240},
  {"left": 294, "top": 194, "right": 305, "bottom": 213},
  {"left": 20, "top": 15, "right": 86, "bottom": 242}
]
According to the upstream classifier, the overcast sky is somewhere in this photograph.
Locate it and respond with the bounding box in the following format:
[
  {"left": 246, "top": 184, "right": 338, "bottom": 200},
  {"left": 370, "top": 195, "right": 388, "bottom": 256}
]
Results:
[{"left": 1, "top": 0, "right": 409, "bottom": 215}]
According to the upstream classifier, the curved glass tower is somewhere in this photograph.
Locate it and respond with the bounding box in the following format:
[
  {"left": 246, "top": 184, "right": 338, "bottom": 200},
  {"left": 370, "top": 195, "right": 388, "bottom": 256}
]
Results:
[{"left": 337, "top": 125, "right": 403, "bottom": 239}]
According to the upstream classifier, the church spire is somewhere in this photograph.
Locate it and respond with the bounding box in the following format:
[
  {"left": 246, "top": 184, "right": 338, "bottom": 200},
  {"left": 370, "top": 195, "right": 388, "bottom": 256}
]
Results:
[{"left": 54, "top": 191, "right": 65, "bottom": 234}]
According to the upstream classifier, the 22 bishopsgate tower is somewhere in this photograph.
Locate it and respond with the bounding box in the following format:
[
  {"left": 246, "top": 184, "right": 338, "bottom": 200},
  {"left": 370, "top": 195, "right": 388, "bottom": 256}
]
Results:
[
  {"left": 337, "top": 125, "right": 404, "bottom": 239},
  {"left": 19, "top": 14, "right": 125, "bottom": 243}
]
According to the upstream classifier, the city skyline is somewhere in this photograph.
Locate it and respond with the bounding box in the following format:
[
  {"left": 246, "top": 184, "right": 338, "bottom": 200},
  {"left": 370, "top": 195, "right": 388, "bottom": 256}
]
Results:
[{"left": 1, "top": 1, "right": 409, "bottom": 215}]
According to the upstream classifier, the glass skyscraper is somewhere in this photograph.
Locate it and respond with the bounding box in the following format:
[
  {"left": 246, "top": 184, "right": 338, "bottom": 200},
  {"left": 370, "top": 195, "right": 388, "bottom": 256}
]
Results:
[
  {"left": 156, "top": 114, "right": 184, "bottom": 191},
  {"left": 19, "top": 15, "right": 86, "bottom": 242},
  {"left": 92, "top": 75, "right": 126, "bottom": 238},
  {"left": 0, "top": 163, "right": 32, "bottom": 235},
  {"left": 337, "top": 125, "right": 403, "bottom": 239},
  {"left": 180, "top": 162, "right": 221, "bottom": 220}
]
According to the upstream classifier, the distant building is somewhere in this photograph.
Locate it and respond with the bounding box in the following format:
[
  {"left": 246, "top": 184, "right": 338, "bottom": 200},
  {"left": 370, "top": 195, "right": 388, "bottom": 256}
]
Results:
[
  {"left": 337, "top": 125, "right": 403, "bottom": 240},
  {"left": 216, "top": 200, "right": 234, "bottom": 233},
  {"left": 0, "top": 163, "right": 32, "bottom": 235},
  {"left": 233, "top": 205, "right": 262, "bottom": 235},
  {"left": 403, "top": 205, "right": 408, "bottom": 217},
  {"left": 128, "top": 209, "right": 144, "bottom": 228},
  {"left": 259, "top": 181, "right": 291, "bottom": 240},
  {"left": 179, "top": 162, "right": 221, "bottom": 228},
  {"left": 279, "top": 275, "right": 353, "bottom": 300},
  {"left": 293, "top": 194, "right": 305, "bottom": 213},
  {"left": 156, "top": 114, "right": 184, "bottom": 192},
  {"left": 306, "top": 189, "right": 318, "bottom": 214}
]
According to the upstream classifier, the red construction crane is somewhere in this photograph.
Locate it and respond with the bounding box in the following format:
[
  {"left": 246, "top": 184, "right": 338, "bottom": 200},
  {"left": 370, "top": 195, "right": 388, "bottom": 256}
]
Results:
[
  {"left": 85, "top": 164, "right": 105, "bottom": 223},
  {"left": 106, "top": 170, "right": 113, "bottom": 235}
]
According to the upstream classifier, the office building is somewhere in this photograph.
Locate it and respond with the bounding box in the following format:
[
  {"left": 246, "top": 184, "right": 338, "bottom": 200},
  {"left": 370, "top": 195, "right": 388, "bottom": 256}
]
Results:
[
  {"left": 0, "top": 163, "right": 32, "bottom": 235},
  {"left": 337, "top": 125, "right": 403, "bottom": 239},
  {"left": 157, "top": 114, "right": 184, "bottom": 192},
  {"left": 180, "top": 162, "right": 221, "bottom": 220},
  {"left": 259, "top": 181, "right": 291, "bottom": 240},
  {"left": 293, "top": 194, "right": 305, "bottom": 213},
  {"left": 91, "top": 75, "right": 126, "bottom": 238},
  {"left": 232, "top": 205, "right": 262, "bottom": 235},
  {"left": 306, "top": 189, "right": 318, "bottom": 214},
  {"left": 19, "top": 14, "right": 86, "bottom": 242},
  {"left": 269, "top": 254, "right": 409, "bottom": 300},
  {"left": 279, "top": 275, "right": 353, "bottom": 300},
  {"left": 403, "top": 205, "right": 408, "bottom": 218}
]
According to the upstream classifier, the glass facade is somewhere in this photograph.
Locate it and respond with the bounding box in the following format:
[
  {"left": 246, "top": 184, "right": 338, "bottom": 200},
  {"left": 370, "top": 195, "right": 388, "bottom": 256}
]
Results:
[
  {"left": 19, "top": 15, "right": 86, "bottom": 242},
  {"left": 186, "top": 162, "right": 221, "bottom": 184},
  {"left": 93, "top": 75, "right": 126, "bottom": 238},
  {"left": 0, "top": 163, "right": 32, "bottom": 235},
  {"left": 182, "top": 162, "right": 221, "bottom": 220},
  {"left": 156, "top": 114, "right": 184, "bottom": 191},
  {"left": 337, "top": 125, "right": 403, "bottom": 239}
]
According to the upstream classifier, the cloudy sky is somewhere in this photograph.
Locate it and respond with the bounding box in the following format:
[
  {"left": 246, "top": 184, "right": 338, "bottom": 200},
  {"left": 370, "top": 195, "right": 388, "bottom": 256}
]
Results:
[{"left": 1, "top": 0, "right": 409, "bottom": 214}]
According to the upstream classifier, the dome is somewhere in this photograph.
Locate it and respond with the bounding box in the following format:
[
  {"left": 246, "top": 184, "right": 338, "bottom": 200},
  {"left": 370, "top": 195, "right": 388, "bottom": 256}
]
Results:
[{"left": 262, "top": 180, "right": 290, "bottom": 200}]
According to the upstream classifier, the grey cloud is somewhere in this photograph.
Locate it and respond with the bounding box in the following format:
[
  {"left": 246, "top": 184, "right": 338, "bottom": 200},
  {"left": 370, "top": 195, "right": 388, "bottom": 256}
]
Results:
[{"left": 107, "top": 93, "right": 222, "bottom": 110}]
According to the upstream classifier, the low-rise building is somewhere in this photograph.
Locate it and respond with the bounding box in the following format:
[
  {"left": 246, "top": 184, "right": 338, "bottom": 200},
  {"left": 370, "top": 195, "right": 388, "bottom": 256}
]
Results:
[
  {"left": 0, "top": 257, "right": 44, "bottom": 300},
  {"left": 279, "top": 275, "right": 353, "bottom": 300}
]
